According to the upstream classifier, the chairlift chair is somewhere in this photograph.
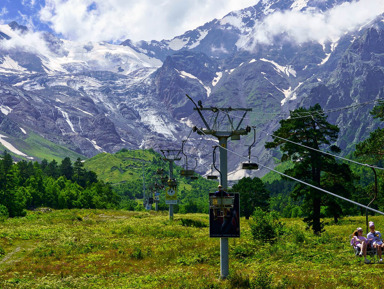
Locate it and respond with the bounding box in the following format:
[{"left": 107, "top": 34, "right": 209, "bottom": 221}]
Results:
[
  {"left": 181, "top": 169, "right": 195, "bottom": 177},
  {"left": 242, "top": 162, "right": 259, "bottom": 170},
  {"left": 207, "top": 164, "right": 219, "bottom": 180},
  {"left": 187, "top": 158, "right": 199, "bottom": 180},
  {"left": 242, "top": 127, "right": 259, "bottom": 170},
  {"left": 180, "top": 140, "right": 196, "bottom": 178},
  {"left": 207, "top": 175, "right": 218, "bottom": 180}
]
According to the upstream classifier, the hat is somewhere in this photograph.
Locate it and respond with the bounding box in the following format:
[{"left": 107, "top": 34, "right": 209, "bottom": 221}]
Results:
[
  {"left": 369, "top": 221, "right": 375, "bottom": 228},
  {"left": 357, "top": 227, "right": 363, "bottom": 231}
]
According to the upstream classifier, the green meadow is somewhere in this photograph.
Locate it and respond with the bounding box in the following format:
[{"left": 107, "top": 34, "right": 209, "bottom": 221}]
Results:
[{"left": 0, "top": 209, "right": 383, "bottom": 288}]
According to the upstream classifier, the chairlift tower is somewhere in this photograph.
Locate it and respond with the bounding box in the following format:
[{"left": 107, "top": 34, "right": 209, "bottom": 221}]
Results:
[
  {"left": 187, "top": 94, "right": 252, "bottom": 279},
  {"left": 161, "top": 149, "right": 182, "bottom": 220}
]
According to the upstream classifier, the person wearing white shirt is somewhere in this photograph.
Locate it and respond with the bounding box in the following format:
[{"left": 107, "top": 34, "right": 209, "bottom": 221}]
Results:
[{"left": 367, "top": 221, "right": 384, "bottom": 263}]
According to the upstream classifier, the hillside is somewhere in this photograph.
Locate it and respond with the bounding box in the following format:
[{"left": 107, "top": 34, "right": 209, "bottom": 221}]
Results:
[
  {"left": 84, "top": 149, "right": 218, "bottom": 213},
  {"left": 0, "top": 131, "right": 84, "bottom": 162}
]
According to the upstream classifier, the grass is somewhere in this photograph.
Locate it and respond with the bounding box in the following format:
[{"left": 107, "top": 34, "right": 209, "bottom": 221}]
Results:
[
  {"left": 84, "top": 150, "right": 158, "bottom": 183},
  {"left": 0, "top": 131, "right": 85, "bottom": 162},
  {"left": 0, "top": 210, "right": 384, "bottom": 288}
]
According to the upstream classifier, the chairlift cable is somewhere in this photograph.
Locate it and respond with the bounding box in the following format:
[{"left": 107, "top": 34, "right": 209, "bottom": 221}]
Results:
[
  {"left": 194, "top": 127, "right": 384, "bottom": 215},
  {"left": 220, "top": 98, "right": 384, "bottom": 121},
  {"left": 261, "top": 132, "right": 384, "bottom": 171}
]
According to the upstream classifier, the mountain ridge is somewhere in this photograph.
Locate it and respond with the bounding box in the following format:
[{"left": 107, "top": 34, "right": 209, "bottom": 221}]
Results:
[{"left": 0, "top": 0, "right": 383, "bottom": 179}]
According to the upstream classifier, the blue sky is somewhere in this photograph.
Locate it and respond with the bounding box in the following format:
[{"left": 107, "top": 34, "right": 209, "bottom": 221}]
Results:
[
  {"left": 1, "top": 0, "right": 53, "bottom": 33},
  {"left": 0, "top": 0, "right": 259, "bottom": 42}
]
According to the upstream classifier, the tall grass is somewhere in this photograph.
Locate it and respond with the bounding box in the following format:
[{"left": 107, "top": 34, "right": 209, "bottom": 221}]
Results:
[{"left": 0, "top": 209, "right": 383, "bottom": 288}]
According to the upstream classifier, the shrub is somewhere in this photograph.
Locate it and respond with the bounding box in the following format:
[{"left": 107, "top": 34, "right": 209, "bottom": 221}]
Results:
[
  {"left": 294, "top": 230, "right": 306, "bottom": 244},
  {"left": 228, "top": 271, "right": 251, "bottom": 288},
  {"left": 179, "top": 218, "right": 207, "bottom": 228},
  {"left": 130, "top": 247, "right": 144, "bottom": 259},
  {"left": 249, "top": 208, "right": 284, "bottom": 244},
  {"left": 0, "top": 204, "right": 9, "bottom": 221},
  {"left": 251, "top": 268, "right": 273, "bottom": 289}
]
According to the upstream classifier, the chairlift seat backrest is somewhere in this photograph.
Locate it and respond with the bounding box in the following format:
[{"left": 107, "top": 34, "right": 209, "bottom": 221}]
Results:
[
  {"left": 207, "top": 175, "right": 218, "bottom": 180},
  {"left": 209, "top": 196, "right": 234, "bottom": 209},
  {"left": 242, "top": 162, "right": 259, "bottom": 170},
  {"left": 181, "top": 169, "right": 195, "bottom": 176}
]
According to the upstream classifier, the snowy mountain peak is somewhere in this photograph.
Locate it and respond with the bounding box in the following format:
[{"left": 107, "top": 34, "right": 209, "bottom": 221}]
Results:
[{"left": 0, "top": 23, "right": 162, "bottom": 76}]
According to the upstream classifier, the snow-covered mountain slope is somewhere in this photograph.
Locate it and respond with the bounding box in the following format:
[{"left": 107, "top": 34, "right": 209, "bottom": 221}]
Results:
[
  {"left": 0, "top": 23, "right": 162, "bottom": 76},
  {"left": 0, "top": 0, "right": 384, "bottom": 179}
]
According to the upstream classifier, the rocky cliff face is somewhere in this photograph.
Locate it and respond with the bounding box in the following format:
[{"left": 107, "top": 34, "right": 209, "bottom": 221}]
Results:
[{"left": 0, "top": 0, "right": 383, "bottom": 179}]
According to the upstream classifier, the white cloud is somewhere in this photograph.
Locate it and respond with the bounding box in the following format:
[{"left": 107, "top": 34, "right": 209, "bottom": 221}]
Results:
[
  {"left": 22, "top": 0, "right": 37, "bottom": 8},
  {"left": 242, "top": 0, "right": 384, "bottom": 49},
  {"left": 0, "top": 24, "right": 52, "bottom": 56},
  {"left": 0, "top": 7, "right": 8, "bottom": 17},
  {"left": 38, "top": 0, "right": 259, "bottom": 43}
]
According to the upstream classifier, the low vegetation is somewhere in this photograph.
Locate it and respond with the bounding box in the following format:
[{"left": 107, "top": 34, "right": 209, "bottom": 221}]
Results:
[{"left": 0, "top": 209, "right": 383, "bottom": 288}]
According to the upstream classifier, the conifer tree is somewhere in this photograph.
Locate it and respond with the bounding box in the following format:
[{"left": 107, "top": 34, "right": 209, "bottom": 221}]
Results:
[{"left": 265, "top": 103, "right": 354, "bottom": 234}]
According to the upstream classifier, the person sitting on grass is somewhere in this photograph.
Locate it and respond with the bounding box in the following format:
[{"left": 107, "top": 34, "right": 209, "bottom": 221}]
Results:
[
  {"left": 367, "top": 221, "right": 384, "bottom": 263},
  {"left": 350, "top": 227, "right": 371, "bottom": 264}
]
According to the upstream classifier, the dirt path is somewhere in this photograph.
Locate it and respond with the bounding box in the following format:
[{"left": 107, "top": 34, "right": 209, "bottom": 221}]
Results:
[
  {"left": 0, "top": 242, "right": 35, "bottom": 271},
  {"left": 0, "top": 246, "right": 22, "bottom": 265}
]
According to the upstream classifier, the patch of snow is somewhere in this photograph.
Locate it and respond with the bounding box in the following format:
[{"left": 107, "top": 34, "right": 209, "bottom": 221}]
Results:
[
  {"left": 168, "top": 37, "right": 190, "bottom": 50},
  {"left": 121, "top": 138, "right": 126, "bottom": 143},
  {"left": 139, "top": 110, "right": 177, "bottom": 141},
  {"left": 220, "top": 14, "right": 244, "bottom": 29},
  {"left": 249, "top": 59, "right": 257, "bottom": 63},
  {"left": 55, "top": 98, "right": 65, "bottom": 103},
  {"left": 14, "top": 79, "right": 31, "bottom": 86},
  {"left": 89, "top": 139, "right": 104, "bottom": 152},
  {"left": 0, "top": 105, "right": 12, "bottom": 115},
  {"left": 0, "top": 56, "right": 29, "bottom": 73},
  {"left": 319, "top": 53, "right": 331, "bottom": 65},
  {"left": 281, "top": 83, "right": 303, "bottom": 106},
  {"left": 212, "top": 72, "right": 223, "bottom": 87},
  {"left": 19, "top": 127, "right": 27, "bottom": 134},
  {"left": 291, "top": 0, "right": 309, "bottom": 11},
  {"left": 228, "top": 166, "right": 250, "bottom": 181},
  {"left": 317, "top": 78, "right": 322, "bottom": 82},
  {"left": 56, "top": 106, "right": 76, "bottom": 133},
  {"left": 260, "top": 58, "right": 296, "bottom": 77},
  {"left": 331, "top": 41, "right": 339, "bottom": 52},
  {"left": 0, "top": 134, "right": 32, "bottom": 158},
  {"left": 188, "top": 30, "right": 209, "bottom": 49},
  {"left": 75, "top": 107, "right": 93, "bottom": 116},
  {"left": 179, "top": 117, "right": 195, "bottom": 128},
  {"left": 178, "top": 70, "right": 211, "bottom": 97}
]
